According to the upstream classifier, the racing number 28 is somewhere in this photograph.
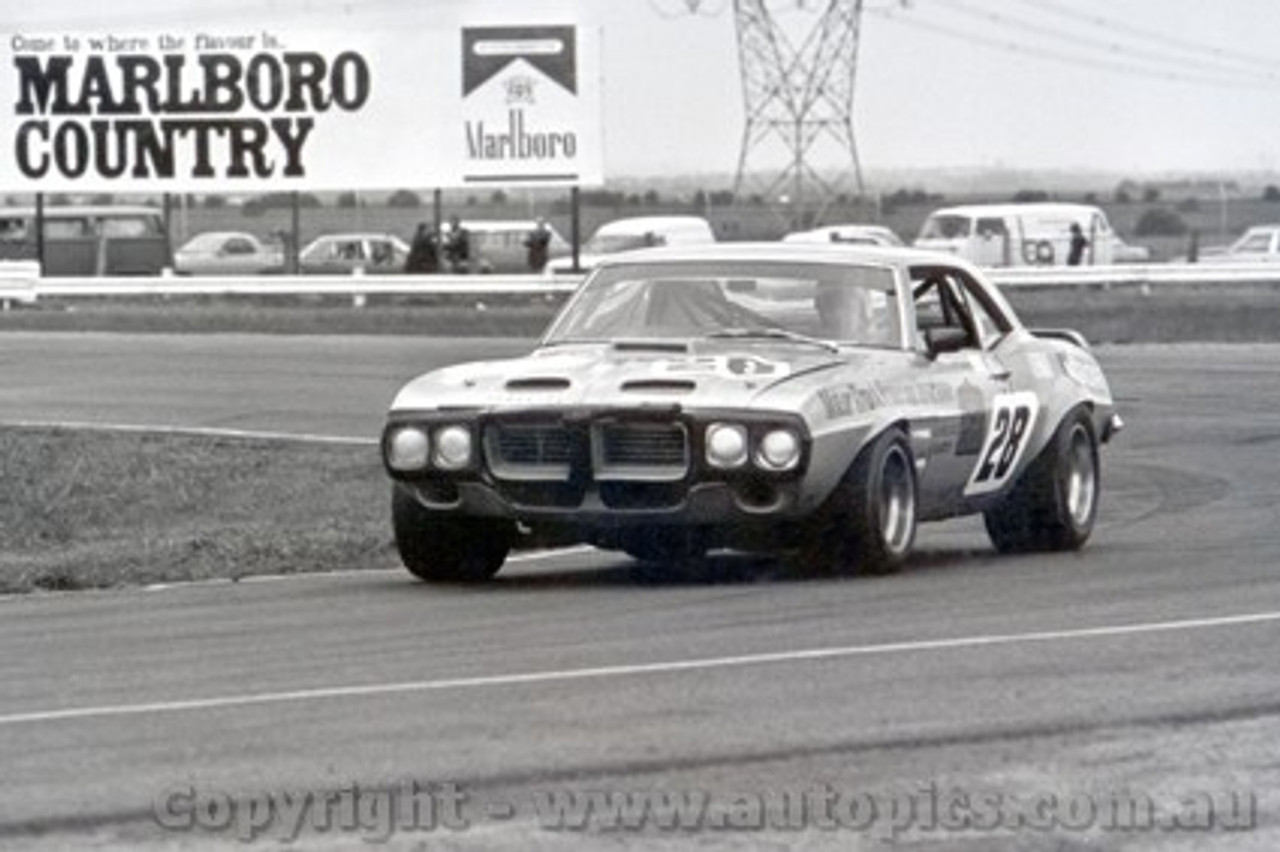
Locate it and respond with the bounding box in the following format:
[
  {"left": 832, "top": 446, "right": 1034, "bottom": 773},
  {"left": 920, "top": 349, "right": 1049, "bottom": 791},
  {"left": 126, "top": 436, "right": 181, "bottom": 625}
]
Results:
[
  {"left": 967, "top": 394, "right": 1039, "bottom": 493},
  {"left": 977, "top": 401, "right": 1029, "bottom": 481}
]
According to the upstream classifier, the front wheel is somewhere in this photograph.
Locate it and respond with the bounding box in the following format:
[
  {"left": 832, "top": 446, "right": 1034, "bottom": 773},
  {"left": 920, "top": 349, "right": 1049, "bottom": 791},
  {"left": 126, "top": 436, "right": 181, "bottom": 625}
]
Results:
[
  {"left": 799, "top": 428, "right": 918, "bottom": 576},
  {"left": 392, "top": 485, "right": 512, "bottom": 582},
  {"left": 984, "top": 408, "right": 1099, "bottom": 553}
]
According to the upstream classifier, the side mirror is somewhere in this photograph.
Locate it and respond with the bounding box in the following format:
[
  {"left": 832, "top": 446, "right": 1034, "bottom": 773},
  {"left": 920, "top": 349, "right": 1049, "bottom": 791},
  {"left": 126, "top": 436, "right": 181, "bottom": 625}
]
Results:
[{"left": 925, "top": 326, "right": 969, "bottom": 358}]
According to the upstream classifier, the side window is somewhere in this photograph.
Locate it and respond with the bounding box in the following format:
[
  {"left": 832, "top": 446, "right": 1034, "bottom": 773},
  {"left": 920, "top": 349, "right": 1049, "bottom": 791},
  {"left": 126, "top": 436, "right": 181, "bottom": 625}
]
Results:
[
  {"left": 100, "top": 216, "right": 158, "bottom": 237},
  {"left": 913, "top": 273, "right": 975, "bottom": 347},
  {"left": 0, "top": 218, "right": 28, "bottom": 239},
  {"left": 44, "top": 218, "right": 91, "bottom": 238},
  {"left": 955, "top": 283, "right": 1001, "bottom": 348},
  {"left": 224, "top": 237, "right": 255, "bottom": 255},
  {"left": 1237, "top": 233, "right": 1270, "bottom": 253},
  {"left": 975, "top": 217, "right": 1007, "bottom": 238},
  {"left": 912, "top": 268, "right": 1011, "bottom": 350},
  {"left": 337, "top": 240, "right": 364, "bottom": 260}
]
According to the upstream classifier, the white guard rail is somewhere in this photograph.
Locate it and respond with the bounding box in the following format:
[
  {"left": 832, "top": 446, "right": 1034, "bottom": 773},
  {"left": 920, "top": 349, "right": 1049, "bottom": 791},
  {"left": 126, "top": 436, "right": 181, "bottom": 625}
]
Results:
[{"left": 4, "top": 262, "right": 1280, "bottom": 304}]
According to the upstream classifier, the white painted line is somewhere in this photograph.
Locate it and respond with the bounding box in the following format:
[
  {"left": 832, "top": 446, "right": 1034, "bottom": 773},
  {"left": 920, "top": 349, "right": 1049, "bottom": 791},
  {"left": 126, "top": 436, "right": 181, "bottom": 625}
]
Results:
[
  {"left": 130, "top": 545, "right": 595, "bottom": 593},
  {"left": 230, "top": 545, "right": 597, "bottom": 586},
  {"left": 0, "top": 419, "right": 376, "bottom": 446},
  {"left": 2, "top": 609, "right": 1277, "bottom": 727}
]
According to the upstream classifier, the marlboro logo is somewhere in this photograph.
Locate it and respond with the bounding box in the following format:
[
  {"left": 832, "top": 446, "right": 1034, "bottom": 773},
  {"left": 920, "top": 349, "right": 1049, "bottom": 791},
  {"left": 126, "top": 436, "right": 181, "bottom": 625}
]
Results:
[{"left": 462, "top": 26, "right": 576, "bottom": 97}]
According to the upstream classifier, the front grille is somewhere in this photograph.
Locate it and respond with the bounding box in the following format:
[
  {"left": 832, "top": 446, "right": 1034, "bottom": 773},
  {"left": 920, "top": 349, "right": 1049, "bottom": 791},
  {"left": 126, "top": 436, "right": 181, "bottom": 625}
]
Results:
[
  {"left": 484, "top": 414, "right": 690, "bottom": 496},
  {"left": 599, "top": 423, "right": 686, "bottom": 466},
  {"left": 491, "top": 423, "right": 572, "bottom": 465}
]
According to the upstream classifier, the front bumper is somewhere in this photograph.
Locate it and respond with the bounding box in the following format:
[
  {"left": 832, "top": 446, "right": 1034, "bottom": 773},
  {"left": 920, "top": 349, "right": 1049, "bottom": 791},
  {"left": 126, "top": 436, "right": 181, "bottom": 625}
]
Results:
[{"left": 384, "top": 406, "right": 812, "bottom": 525}]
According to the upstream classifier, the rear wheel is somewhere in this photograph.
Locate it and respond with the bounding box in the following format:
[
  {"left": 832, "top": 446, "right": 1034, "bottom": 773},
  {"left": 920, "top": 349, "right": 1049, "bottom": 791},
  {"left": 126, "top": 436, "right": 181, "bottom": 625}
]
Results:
[
  {"left": 392, "top": 485, "right": 512, "bottom": 582},
  {"left": 799, "top": 428, "right": 917, "bottom": 575},
  {"left": 984, "top": 408, "right": 1099, "bottom": 553}
]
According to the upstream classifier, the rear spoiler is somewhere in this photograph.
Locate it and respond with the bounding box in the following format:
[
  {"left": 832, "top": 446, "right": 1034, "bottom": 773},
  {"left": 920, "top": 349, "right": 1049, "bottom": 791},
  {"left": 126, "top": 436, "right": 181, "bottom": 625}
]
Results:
[{"left": 1028, "top": 328, "right": 1090, "bottom": 350}]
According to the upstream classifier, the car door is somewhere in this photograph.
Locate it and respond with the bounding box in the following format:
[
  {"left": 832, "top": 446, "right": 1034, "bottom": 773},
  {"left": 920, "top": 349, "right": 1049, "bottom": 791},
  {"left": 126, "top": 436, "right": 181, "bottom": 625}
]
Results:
[
  {"left": 908, "top": 270, "right": 1017, "bottom": 513},
  {"left": 971, "top": 216, "right": 1010, "bottom": 267}
]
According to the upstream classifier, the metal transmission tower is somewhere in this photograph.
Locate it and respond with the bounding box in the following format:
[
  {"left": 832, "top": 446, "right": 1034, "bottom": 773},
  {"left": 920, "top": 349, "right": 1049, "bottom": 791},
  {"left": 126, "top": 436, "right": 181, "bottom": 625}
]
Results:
[{"left": 731, "top": 0, "right": 866, "bottom": 229}]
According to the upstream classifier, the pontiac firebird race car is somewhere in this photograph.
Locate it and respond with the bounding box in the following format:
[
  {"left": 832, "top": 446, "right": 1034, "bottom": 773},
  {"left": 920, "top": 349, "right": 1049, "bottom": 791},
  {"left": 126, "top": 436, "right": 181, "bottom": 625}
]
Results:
[{"left": 381, "top": 243, "right": 1122, "bottom": 582}]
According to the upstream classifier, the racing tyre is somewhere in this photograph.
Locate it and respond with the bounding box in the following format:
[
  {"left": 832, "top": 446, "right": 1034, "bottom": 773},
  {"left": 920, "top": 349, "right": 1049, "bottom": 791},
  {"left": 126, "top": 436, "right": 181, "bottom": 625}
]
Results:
[
  {"left": 392, "top": 485, "right": 512, "bottom": 582},
  {"left": 803, "top": 428, "right": 917, "bottom": 575},
  {"left": 984, "top": 408, "right": 1099, "bottom": 553}
]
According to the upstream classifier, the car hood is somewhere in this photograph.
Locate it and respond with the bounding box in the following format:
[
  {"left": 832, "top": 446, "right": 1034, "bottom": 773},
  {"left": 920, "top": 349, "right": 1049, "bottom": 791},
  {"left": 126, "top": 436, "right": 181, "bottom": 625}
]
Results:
[
  {"left": 389, "top": 342, "right": 873, "bottom": 413},
  {"left": 545, "top": 253, "right": 610, "bottom": 274}
]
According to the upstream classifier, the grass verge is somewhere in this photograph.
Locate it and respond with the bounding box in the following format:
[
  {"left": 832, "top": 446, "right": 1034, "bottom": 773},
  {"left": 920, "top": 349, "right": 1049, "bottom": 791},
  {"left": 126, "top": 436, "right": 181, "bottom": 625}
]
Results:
[
  {"left": 0, "top": 427, "right": 392, "bottom": 594},
  {"left": 0, "top": 295, "right": 562, "bottom": 337}
]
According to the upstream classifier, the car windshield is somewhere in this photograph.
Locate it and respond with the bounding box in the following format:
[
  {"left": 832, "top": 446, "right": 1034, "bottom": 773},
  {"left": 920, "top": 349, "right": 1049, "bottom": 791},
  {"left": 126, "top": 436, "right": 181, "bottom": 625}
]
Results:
[
  {"left": 545, "top": 260, "right": 903, "bottom": 349},
  {"left": 919, "top": 215, "right": 971, "bottom": 239}
]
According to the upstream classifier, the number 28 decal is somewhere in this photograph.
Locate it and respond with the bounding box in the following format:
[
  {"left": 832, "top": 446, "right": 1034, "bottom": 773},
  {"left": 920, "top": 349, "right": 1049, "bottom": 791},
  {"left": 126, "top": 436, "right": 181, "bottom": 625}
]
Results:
[{"left": 965, "top": 392, "right": 1040, "bottom": 496}]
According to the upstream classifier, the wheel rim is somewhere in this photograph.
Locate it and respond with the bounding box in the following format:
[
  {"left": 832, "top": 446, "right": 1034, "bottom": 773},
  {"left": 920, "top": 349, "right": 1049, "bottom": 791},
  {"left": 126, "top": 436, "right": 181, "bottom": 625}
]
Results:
[
  {"left": 880, "top": 445, "right": 916, "bottom": 554},
  {"left": 1064, "top": 423, "right": 1097, "bottom": 527}
]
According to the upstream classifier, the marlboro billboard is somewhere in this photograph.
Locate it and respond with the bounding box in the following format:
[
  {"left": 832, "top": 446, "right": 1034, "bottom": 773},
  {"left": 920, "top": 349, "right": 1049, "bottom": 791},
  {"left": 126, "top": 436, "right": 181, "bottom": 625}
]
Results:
[{"left": 0, "top": 17, "right": 602, "bottom": 192}]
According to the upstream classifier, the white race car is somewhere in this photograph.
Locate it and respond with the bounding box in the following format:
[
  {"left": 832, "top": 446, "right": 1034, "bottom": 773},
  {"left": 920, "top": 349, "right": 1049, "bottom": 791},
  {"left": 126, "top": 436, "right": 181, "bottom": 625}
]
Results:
[{"left": 383, "top": 243, "right": 1122, "bottom": 582}]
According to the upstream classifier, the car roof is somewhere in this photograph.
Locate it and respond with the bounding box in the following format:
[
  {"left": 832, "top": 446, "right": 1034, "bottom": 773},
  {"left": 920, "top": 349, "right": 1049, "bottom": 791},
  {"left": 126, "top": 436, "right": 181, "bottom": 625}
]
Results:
[
  {"left": 458, "top": 219, "right": 555, "bottom": 231},
  {"left": 591, "top": 240, "right": 972, "bottom": 271},
  {"left": 183, "top": 230, "right": 258, "bottom": 241},
  {"left": 924, "top": 202, "right": 1103, "bottom": 218},
  {"left": 310, "top": 232, "right": 403, "bottom": 240},
  {"left": 783, "top": 224, "right": 900, "bottom": 242},
  {"left": 593, "top": 215, "right": 713, "bottom": 234}
]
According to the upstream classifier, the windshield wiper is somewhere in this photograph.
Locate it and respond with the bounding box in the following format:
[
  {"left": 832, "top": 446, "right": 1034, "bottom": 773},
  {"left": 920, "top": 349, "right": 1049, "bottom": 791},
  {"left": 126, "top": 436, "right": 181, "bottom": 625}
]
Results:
[{"left": 706, "top": 327, "right": 841, "bottom": 354}]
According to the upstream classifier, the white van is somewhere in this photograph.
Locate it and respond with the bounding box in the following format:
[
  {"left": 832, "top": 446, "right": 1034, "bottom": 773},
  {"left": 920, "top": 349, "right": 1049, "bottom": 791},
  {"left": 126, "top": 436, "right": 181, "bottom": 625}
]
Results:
[
  {"left": 914, "top": 202, "right": 1118, "bottom": 267},
  {"left": 544, "top": 215, "right": 716, "bottom": 276},
  {"left": 457, "top": 219, "right": 570, "bottom": 273}
]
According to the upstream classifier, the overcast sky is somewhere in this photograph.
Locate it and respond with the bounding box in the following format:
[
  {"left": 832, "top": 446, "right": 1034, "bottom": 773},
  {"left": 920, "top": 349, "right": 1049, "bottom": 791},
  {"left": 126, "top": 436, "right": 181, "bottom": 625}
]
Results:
[{"left": 10, "top": 0, "right": 1280, "bottom": 185}]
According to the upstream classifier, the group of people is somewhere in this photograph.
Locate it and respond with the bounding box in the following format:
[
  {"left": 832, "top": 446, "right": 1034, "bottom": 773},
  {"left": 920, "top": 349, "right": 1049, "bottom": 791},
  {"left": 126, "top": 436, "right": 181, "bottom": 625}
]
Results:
[
  {"left": 403, "top": 217, "right": 466, "bottom": 274},
  {"left": 403, "top": 217, "right": 554, "bottom": 274}
]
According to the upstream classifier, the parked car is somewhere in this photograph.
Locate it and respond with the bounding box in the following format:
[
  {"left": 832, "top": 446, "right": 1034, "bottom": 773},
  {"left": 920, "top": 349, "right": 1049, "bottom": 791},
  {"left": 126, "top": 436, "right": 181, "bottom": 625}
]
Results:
[
  {"left": 544, "top": 215, "right": 716, "bottom": 276},
  {"left": 914, "top": 202, "right": 1124, "bottom": 267},
  {"left": 173, "top": 231, "right": 285, "bottom": 276},
  {"left": 1112, "top": 240, "right": 1152, "bottom": 263},
  {"left": 782, "top": 224, "right": 903, "bottom": 246},
  {"left": 1197, "top": 225, "right": 1280, "bottom": 263},
  {"left": 298, "top": 233, "right": 410, "bottom": 275},
  {"left": 0, "top": 205, "right": 172, "bottom": 276},
  {"left": 382, "top": 242, "right": 1122, "bottom": 583},
  {"left": 460, "top": 219, "right": 571, "bottom": 273}
]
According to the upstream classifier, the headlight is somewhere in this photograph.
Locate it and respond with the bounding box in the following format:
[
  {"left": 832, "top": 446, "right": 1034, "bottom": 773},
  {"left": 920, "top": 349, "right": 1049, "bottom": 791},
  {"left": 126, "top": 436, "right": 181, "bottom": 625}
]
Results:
[
  {"left": 756, "top": 428, "right": 801, "bottom": 471},
  {"left": 705, "top": 423, "right": 749, "bottom": 469},
  {"left": 386, "top": 426, "right": 430, "bottom": 472},
  {"left": 432, "top": 424, "right": 473, "bottom": 470}
]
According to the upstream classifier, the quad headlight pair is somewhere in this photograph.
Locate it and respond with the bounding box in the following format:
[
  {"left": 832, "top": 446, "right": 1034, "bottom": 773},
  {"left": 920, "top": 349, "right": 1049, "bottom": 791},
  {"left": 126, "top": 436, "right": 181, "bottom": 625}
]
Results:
[
  {"left": 385, "top": 424, "right": 473, "bottom": 473},
  {"left": 704, "top": 423, "right": 802, "bottom": 472}
]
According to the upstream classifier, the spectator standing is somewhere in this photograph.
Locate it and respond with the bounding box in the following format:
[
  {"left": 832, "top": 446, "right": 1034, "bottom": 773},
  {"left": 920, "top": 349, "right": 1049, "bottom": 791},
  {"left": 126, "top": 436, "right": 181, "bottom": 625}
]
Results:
[
  {"left": 443, "top": 216, "right": 471, "bottom": 273},
  {"left": 404, "top": 222, "right": 439, "bottom": 273},
  {"left": 1067, "top": 223, "right": 1089, "bottom": 266},
  {"left": 523, "top": 219, "right": 552, "bottom": 272}
]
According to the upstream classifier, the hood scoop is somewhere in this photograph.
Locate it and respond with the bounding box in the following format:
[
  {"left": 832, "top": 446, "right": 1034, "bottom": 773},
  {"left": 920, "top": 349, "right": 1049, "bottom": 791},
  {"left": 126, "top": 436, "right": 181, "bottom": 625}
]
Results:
[
  {"left": 505, "top": 377, "right": 571, "bottom": 391},
  {"left": 612, "top": 340, "right": 690, "bottom": 354},
  {"left": 620, "top": 379, "right": 697, "bottom": 394}
]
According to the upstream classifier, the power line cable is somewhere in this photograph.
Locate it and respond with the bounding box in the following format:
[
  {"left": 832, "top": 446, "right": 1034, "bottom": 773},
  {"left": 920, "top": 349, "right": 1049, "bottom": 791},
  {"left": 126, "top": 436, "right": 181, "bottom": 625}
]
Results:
[
  {"left": 868, "top": 4, "right": 1275, "bottom": 92},
  {"left": 924, "top": 0, "right": 1280, "bottom": 85},
  {"left": 1011, "top": 0, "right": 1280, "bottom": 73}
]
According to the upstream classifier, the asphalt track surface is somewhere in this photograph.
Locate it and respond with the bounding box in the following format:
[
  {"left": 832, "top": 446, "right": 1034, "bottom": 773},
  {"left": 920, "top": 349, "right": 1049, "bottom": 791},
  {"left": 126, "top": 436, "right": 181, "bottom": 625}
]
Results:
[{"left": 1, "top": 333, "right": 1279, "bottom": 850}]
